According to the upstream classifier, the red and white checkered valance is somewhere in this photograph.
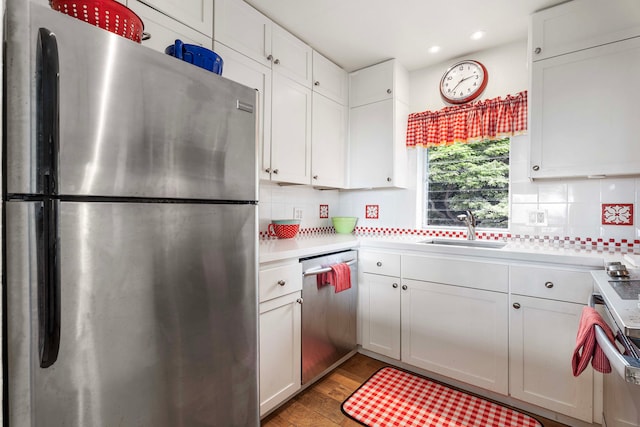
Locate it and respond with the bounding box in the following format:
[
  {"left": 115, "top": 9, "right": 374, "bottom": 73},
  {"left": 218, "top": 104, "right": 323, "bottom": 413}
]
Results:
[{"left": 406, "top": 91, "right": 528, "bottom": 148}]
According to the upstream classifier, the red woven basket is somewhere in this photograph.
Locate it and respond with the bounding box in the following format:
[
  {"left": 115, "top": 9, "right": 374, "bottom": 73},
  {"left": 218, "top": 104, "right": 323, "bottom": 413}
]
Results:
[{"left": 50, "top": 0, "right": 145, "bottom": 43}]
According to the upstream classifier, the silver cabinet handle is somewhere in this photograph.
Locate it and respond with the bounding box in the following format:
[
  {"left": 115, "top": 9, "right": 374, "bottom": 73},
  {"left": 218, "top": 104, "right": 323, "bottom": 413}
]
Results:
[
  {"left": 401, "top": 285, "right": 408, "bottom": 290},
  {"left": 392, "top": 283, "right": 398, "bottom": 288},
  {"left": 313, "top": 175, "right": 318, "bottom": 180},
  {"left": 386, "top": 89, "right": 392, "bottom": 94},
  {"left": 376, "top": 262, "right": 382, "bottom": 267},
  {"left": 314, "top": 81, "right": 320, "bottom": 86},
  {"left": 302, "top": 259, "right": 356, "bottom": 276},
  {"left": 532, "top": 165, "right": 540, "bottom": 171},
  {"left": 267, "top": 54, "right": 273, "bottom": 61},
  {"left": 534, "top": 47, "right": 542, "bottom": 54},
  {"left": 544, "top": 281, "right": 554, "bottom": 289},
  {"left": 265, "top": 168, "right": 271, "bottom": 173},
  {"left": 277, "top": 280, "right": 286, "bottom": 287},
  {"left": 272, "top": 169, "right": 279, "bottom": 174},
  {"left": 386, "top": 177, "right": 392, "bottom": 182},
  {"left": 274, "top": 58, "right": 280, "bottom": 65},
  {"left": 297, "top": 298, "right": 303, "bottom": 304},
  {"left": 513, "top": 302, "right": 521, "bottom": 309}
]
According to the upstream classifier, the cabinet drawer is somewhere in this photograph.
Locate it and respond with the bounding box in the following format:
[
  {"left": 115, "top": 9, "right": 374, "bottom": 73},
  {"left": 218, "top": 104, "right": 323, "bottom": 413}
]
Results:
[
  {"left": 510, "top": 265, "right": 593, "bottom": 304},
  {"left": 259, "top": 262, "right": 302, "bottom": 303},
  {"left": 359, "top": 251, "right": 400, "bottom": 276},
  {"left": 402, "top": 255, "right": 508, "bottom": 293}
]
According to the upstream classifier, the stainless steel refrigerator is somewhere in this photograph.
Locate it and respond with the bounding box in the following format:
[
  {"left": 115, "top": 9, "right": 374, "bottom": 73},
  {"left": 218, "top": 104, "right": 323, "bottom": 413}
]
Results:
[{"left": 4, "top": 2, "right": 259, "bottom": 426}]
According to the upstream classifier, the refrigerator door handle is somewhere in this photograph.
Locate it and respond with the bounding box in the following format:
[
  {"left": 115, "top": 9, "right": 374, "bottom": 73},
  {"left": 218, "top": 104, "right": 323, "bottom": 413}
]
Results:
[
  {"left": 37, "top": 27, "right": 59, "bottom": 195},
  {"left": 38, "top": 200, "right": 61, "bottom": 368}
]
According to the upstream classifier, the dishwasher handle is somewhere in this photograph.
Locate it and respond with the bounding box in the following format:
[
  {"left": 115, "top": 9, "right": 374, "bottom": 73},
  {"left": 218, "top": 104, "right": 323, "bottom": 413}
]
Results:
[{"left": 302, "top": 259, "right": 356, "bottom": 277}]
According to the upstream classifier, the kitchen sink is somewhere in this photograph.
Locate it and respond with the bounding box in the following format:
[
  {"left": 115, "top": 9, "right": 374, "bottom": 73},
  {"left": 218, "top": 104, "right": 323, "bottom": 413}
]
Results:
[{"left": 418, "top": 238, "right": 507, "bottom": 249}]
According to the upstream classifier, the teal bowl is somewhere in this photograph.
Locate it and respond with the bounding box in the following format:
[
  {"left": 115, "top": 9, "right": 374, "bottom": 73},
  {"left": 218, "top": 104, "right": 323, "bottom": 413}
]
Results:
[{"left": 272, "top": 219, "right": 301, "bottom": 225}]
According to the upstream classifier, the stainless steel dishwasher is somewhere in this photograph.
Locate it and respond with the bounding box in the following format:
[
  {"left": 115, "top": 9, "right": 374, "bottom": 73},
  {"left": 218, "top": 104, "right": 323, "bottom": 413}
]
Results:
[{"left": 300, "top": 249, "right": 358, "bottom": 385}]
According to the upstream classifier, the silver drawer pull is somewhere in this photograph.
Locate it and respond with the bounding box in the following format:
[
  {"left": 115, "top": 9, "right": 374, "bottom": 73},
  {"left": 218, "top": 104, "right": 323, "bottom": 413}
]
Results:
[
  {"left": 376, "top": 262, "right": 382, "bottom": 267},
  {"left": 392, "top": 283, "right": 398, "bottom": 289},
  {"left": 401, "top": 285, "right": 408, "bottom": 290},
  {"left": 277, "top": 280, "right": 286, "bottom": 287},
  {"left": 513, "top": 302, "right": 521, "bottom": 309},
  {"left": 297, "top": 298, "right": 303, "bottom": 304},
  {"left": 302, "top": 259, "right": 356, "bottom": 276},
  {"left": 544, "top": 281, "right": 554, "bottom": 289}
]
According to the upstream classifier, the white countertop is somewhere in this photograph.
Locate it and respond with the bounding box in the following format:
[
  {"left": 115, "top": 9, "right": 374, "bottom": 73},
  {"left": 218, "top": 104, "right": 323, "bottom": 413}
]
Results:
[{"left": 259, "top": 233, "right": 624, "bottom": 268}]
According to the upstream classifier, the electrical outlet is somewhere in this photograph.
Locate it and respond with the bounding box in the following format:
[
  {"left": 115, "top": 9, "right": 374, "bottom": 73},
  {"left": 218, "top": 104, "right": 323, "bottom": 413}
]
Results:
[
  {"left": 293, "top": 208, "right": 303, "bottom": 220},
  {"left": 527, "top": 209, "right": 548, "bottom": 226}
]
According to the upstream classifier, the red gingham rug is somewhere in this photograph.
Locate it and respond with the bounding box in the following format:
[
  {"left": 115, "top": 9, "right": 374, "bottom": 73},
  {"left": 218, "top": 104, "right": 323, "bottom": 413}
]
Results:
[{"left": 342, "top": 367, "right": 542, "bottom": 427}]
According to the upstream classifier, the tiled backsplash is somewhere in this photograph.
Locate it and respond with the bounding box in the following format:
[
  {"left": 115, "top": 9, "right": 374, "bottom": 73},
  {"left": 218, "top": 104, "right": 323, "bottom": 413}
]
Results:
[{"left": 259, "top": 136, "right": 639, "bottom": 245}]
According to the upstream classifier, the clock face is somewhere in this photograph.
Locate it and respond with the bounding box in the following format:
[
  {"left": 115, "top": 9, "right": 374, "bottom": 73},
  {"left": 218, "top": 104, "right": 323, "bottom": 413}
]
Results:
[{"left": 439, "top": 60, "right": 488, "bottom": 104}]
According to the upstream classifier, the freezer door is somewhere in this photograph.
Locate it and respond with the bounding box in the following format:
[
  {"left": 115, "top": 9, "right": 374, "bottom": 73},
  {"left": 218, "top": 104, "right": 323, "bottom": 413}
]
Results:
[
  {"left": 5, "top": 201, "right": 259, "bottom": 427},
  {"left": 7, "top": 4, "right": 257, "bottom": 200}
]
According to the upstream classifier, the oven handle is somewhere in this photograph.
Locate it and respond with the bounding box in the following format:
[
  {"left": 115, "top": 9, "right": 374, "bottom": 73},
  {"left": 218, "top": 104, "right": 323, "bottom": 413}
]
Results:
[
  {"left": 589, "top": 293, "right": 640, "bottom": 385},
  {"left": 303, "top": 259, "right": 356, "bottom": 277}
]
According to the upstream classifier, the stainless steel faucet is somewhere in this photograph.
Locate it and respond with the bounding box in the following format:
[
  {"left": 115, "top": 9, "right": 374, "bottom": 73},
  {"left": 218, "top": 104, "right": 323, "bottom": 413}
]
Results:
[{"left": 456, "top": 210, "right": 476, "bottom": 240}]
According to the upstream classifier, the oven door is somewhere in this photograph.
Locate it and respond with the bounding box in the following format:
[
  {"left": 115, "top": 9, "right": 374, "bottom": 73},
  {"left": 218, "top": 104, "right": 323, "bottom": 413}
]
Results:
[{"left": 590, "top": 294, "right": 640, "bottom": 427}]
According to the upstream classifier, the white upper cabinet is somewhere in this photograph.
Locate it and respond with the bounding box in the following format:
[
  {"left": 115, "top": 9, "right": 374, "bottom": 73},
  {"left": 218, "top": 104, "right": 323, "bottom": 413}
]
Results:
[
  {"left": 214, "top": 0, "right": 312, "bottom": 87},
  {"left": 531, "top": 0, "right": 640, "bottom": 61},
  {"left": 214, "top": 0, "right": 271, "bottom": 67},
  {"left": 529, "top": 0, "right": 640, "bottom": 179},
  {"left": 129, "top": 1, "right": 211, "bottom": 53},
  {"left": 312, "top": 51, "right": 348, "bottom": 105},
  {"left": 311, "top": 93, "right": 346, "bottom": 188},
  {"left": 270, "top": 24, "right": 312, "bottom": 87},
  {"left": 349, "top": 59, "right": 408, "bottom": 107},
  {"left": 133, "top": 0, "right": 213, "bottom": 37}
]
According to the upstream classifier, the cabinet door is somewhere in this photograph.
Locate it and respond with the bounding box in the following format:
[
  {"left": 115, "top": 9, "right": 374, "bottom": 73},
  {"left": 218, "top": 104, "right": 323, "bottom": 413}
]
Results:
[
  {"left": 360, "top": 273, "right": 401, "bottom": 359},
  {"left": 349, "top": 60, "right": 394, "bottom": 107},
  {"left": 129, "top": 1, "right": 211, "bottom": 54},
  {"left": 259, "top": 292, "right": 302, "bottom": 416},
  {"left": 271, "top": 24, "right": 313, "bottom": 88},
  {"left": 271, "top": 73, "right": 312, "bottom": 185},
  {"left": 311, "top": 93, "right": 345, "bottom": 188},
  {"left": 530, "top": 37, "right": 640, "bottom": 179},
  {"left": 133, "top": 0, "right": 213, "bottom": 37},
  {"left": 401, "top": 279, "right": 509, "bottom": 395},
  {"left": 213, "top": 0, "right": 271, "bottom": 67},
  {"left": 349, "top": 100, "right": 393, "bottom": 188},
  {"left": 509, "top": 295, "right": 593, "bottom": 422},
  {"left": 531, "top": 0, "right": 640, "bottom": 61},
  {"left": 312, "top": 51, "right": 347, "bottom": 104},
  {"left": 213, "top": 42, "right": 272, "bottom": 181}
]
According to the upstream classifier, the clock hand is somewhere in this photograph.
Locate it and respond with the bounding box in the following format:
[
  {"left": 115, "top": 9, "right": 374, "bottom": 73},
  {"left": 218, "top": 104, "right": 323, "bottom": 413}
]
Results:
[{"left": 450, "top": 75, "right": 477, "bottom": 94}]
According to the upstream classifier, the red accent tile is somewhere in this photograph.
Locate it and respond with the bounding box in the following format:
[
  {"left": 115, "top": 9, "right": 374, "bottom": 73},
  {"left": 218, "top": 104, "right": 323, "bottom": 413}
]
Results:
[{"left": 602, "top": 203, "right": 634, "bottom": 226}]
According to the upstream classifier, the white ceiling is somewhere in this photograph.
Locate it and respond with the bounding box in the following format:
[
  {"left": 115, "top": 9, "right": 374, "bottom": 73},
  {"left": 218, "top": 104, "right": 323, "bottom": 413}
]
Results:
[{"left": 244, "top": 0, "right": 568, "bottom": 72}]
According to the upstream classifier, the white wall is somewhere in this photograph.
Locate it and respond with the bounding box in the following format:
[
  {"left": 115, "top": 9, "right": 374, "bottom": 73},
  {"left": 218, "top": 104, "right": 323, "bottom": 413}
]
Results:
[{"left": 261, "top": 39, "right": 640, "bottom": 243}]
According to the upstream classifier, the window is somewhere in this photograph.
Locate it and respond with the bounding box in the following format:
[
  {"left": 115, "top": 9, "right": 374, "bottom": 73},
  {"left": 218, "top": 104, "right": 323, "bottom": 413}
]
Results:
[{"left": 424, "top": 138, "right": 509, "bottom": 229}]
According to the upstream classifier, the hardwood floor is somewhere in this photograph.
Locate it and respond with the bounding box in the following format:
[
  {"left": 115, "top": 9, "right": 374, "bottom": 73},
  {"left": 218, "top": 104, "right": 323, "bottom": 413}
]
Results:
[{"left": 261, "top": 353, "right": 570, "bottom": 427}]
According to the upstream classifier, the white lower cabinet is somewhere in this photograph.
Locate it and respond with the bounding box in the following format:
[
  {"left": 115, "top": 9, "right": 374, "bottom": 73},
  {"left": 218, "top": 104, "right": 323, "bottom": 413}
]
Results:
[
  {"left": 259, "top": 291, "right": 301, "bottom": 416},
  {"left": 360, "top": 272, "right": 401, "bottom": 359},
  {"left": 258, "top": 261, "right": 302, "bottom": 417},
  {"left": 401, "top": 279, "right": 509, "bottom": 394},
  {"left": 509, "top": 295, "right": 593, "bottom": 422}
]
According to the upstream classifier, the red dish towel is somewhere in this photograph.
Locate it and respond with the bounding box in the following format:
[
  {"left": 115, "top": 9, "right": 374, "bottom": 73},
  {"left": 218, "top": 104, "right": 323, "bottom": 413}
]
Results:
[
  {"left": 572, "top": 306, "right": 617, "bottom": 376},
  {"left": 316, "top": 263, "right": 351, "bottom": 293}
]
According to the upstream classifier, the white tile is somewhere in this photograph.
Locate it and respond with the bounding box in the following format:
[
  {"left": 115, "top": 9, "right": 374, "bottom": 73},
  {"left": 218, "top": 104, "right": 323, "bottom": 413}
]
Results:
[
  {"left": 538, "top": 183, "right": 568, "bottom": 203},
  {"left": 567, "top": 203, "right": 601, "bottom": 227},
  {"left": 510, "top": 203, "right": 538, "bottom": 225},
  {"left": 538, "top": 203, "right": 568, "bottom": 226},
  {"left": 567, "top": 180, "right": 600, "bottom": 203},
  {"left": 600, "top": 225, "right": 635, "bottom": 241},
  {"left": 600, "top": 178, "right": 636, "bottom": 203},
  {"left": 511, "top": 182, "right": 538, "bottom": 203}
]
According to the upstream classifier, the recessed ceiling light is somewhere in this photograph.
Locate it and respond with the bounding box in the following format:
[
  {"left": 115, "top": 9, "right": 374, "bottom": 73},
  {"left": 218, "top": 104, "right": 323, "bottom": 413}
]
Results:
[
  {"left": 470, "top": 31, "right": 486, "bottom": 40},
  {"left": 428, "top": 45, "right": 441, "bottom": 54}
]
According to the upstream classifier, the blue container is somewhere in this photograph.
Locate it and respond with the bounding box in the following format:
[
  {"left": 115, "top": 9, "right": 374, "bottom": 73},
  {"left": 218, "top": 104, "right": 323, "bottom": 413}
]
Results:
[{"left": 165, "top": 39, "right": 223, "bottom": 75}]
